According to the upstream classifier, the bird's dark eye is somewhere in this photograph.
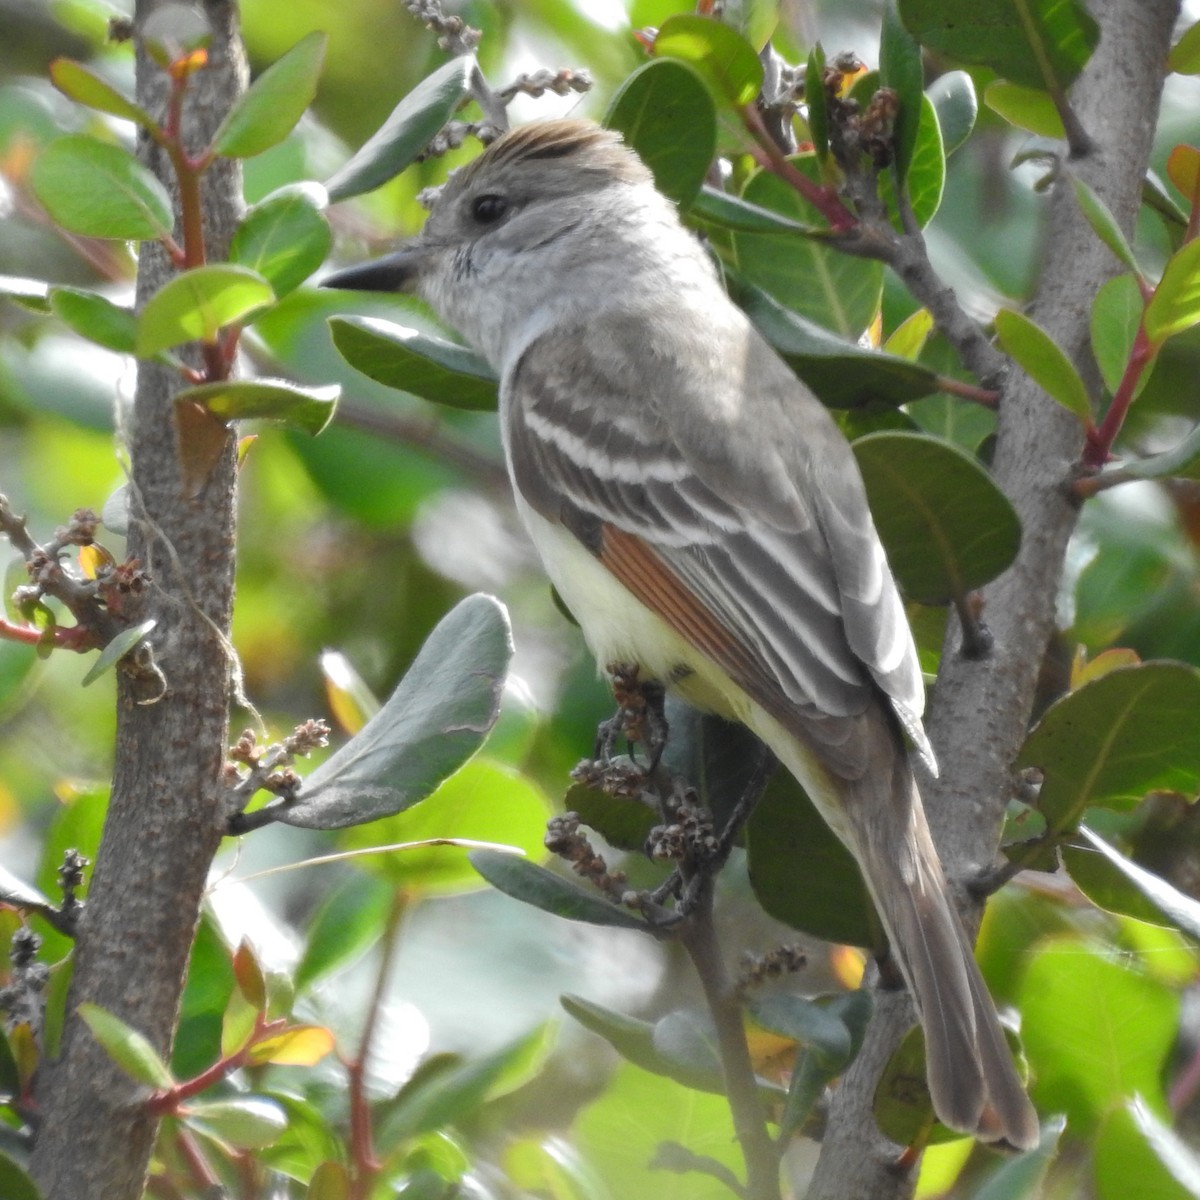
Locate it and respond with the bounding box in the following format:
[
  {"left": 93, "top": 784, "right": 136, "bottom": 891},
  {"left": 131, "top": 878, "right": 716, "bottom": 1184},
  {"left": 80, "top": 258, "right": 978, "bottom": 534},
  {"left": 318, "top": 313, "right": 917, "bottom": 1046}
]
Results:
[{"left": 471, "top": 193, "right": 508, "bottom": 224}]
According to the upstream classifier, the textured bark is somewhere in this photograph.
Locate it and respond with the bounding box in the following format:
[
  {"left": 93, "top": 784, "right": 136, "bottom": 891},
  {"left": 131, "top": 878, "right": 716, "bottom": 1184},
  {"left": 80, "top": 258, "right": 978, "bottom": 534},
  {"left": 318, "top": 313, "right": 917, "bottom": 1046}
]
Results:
[
  {"left": 28, "top": 4, "right": 246, "bottom": 1198},
  {"left": 808, "top": 2, "right": 1181, "bottom": 1197}
]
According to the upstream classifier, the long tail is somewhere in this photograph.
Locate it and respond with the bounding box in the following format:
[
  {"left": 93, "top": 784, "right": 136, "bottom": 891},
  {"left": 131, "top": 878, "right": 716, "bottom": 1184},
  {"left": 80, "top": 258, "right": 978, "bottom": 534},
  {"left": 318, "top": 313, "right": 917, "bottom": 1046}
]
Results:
[{"left": 845, "top": 736, "right": 1039, "bottom": 1150}]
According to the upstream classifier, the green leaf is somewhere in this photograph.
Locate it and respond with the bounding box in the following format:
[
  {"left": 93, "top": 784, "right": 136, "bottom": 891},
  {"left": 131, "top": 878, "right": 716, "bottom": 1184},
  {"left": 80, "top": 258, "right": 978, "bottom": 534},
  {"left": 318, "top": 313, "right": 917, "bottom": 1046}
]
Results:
[
  {"left": 325, "top": 56, "right": 475, "bottom": 202},
  {"left": 994, "top": 308, "right": 1092, "bottom": 424},
  {"left": 0, "top": 275, "right": 51, "bottom": 313},
  {"left": 879, "top": 92, "right": 945, "bottom": 229},
  {"left": 174, "top": 379, "right": 338, "bottom": 436},
  {"left": 378, "top": 1030, "right": 545, "bottom": 1142},
  {"left": 1145, "top": 240, "right": 1200, "bottom": 346},
  {"left": 307, "top": 1162, "right": 350, "bottom": 1200},
  {"left": 733, "top": 278, "right": 941, "bottom": 409},
  {"left": 338, "top": 758, "right": 552, "bottom": 893},
  {"left": 187, "top": 1096, "right": 288, "bottom": 1149},
  {"left": 984, "top": 80, "right": 1065, "bottom": 137},
  {"left": 49, "top": 58, "right": 156, "bottom": 130},
  {"left": 928, "top": 70, "right": 977, "bottom": 156},
  {"left": 1068, "top": 826, "right": 1200, "bottom": 942},
  {"left": 81, "top": 619, "right": 156, "bottom": 687},
  {"left": 49, "top": 288, "right": 137, "bottom": 354},
  {"left": 562, "top": 995, "right": 723, "bottom": 1093},
  {"left": 880, "top": 1, "right": 924, "bottom": 182},
  {"left": 1070, "top": 176, "right": 1142, "bottom": 276},
  {"left": 1091, "top": 273, "right": 1145, "bottom": 395},
  {"left": 78, "top": 1002, "right": 175, "bottom": 1089},
  {"left": 268, "top": 594, "right": 512, "bottom": 829},
  {"left": 853, "top": 431, "right": 1022, "bottom": 605},
  {"left": 689, "top": 186, "right": 821, "bottom": 236},
  {"left": 1018, "top": 663, "right": 1200, "bottom": 834},
  {"left": 604, "top": 60, "right": 716, "bottom": 208},
  {"left": 0, "top": 1154, "right": 41, "bottom": 1200},
  {"left": 1169, "top": 21, "right": 1200, "bottom": 75},
  {"left": 1095, "top": 1102, "right": 1200, "bottom": 1200},
  {"left": 328, "top": 315, "right": 498, "bottom": 411},
  {"left": 745, "top": 993, "right": 852, "bottom": 1065},
  {"left": 730, "top": 165, "right": 883, "bottom": 338},
  {"left": 652, "top": 1011, "right": 728, "bottom": 1093},
  {"left": 211, "top": 31, "right": 327, "bottom": 159},
  {"left": 899, "top": 0, "right": 1099, "bottom": 93},
  {"left": 805, "top": 43, "right": 829, "bottom": 163},
  {"left": 137, "top": 265, "right": 274, "bottom": 357},
  {"left": 469, "top": 850, "right": 648, "bottom": 931},
  {"left": 652, "top": 13, "right": 764, "bottom": 108},
  {"left": 565, "top": 778, "right": 657, "bottom": 852},
  {"left": 31, "top": 135, "right": 173, "bottom": 241},
  {"left": 746, "top": 767, "right": 876, "bottom": 947},
  {"left": 230, "top": 183, "right": 332, "bottom": 297},
  {"left": 295, "top": 875, "right": 393, "bottom": 994},
  {"left": 1019, "top": 937, "right": 1179, "bottom": 1131}
]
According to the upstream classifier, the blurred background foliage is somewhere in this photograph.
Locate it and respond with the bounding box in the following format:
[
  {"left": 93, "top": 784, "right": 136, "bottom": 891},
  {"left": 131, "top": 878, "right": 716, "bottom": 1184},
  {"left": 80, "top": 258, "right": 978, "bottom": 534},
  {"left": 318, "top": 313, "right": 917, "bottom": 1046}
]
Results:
[{"left": 3, "top": 0, "right": 1200, "bottom": 1197}]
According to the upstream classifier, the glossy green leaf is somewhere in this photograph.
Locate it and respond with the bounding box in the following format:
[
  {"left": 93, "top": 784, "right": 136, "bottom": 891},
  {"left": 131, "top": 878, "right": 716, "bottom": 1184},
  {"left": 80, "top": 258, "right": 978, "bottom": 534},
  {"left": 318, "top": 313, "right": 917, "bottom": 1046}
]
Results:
[
  {"left": 266, "top": 594, "right": 511, "bottom": 829},
  {"left": 81, "top": 619, "right": 156, "bottom": 687},
  {"left": 733, "top": 279, "right": 941, "bottom": 408},
  {"left": 884, "top": 307, "right": 934, "bottom": 361},
  {"left": 187, "top": 1096, "right": 288, "bottom": 1148},
  {"left": 746, "top": 767, "right": 876, "bottom": 948},
  {"left": 328, "top": 315, "right": 498, "bottom": 410},
  {"left": 731, "top": 166, "right": 883, "bottom": 338},
  {"left": 307, "top": 1162, "right": 350, "bottom": 1200},
  {"left": 469, "top": 849, "right": 648, "bottom": 930},
  {"left": 565, "top": 778, "right": 657, "bottom": 853},
  {"left": 1169, "top": 21, "right": 1200, "bottom": 75},
  {"left": 137, "top": 265, "right": 274, "bottom": 357},
  {"left": 338, "top": 758, "right": 552, "bottom": 893},
  {"left": 31, "top": 135, "right": 173, "bottom": 241},
  {"left": 1067, "top": 826, "right": 1200, "bottom": 941},
  {"left": 928, "top": 70, "right": 977, "bottom": 155},
  {"left": 689, "top": 186, "right": 821, "bottom": 235},
  {"left": 984, "top": 80, "right": 1065, "bottom": 137},
  {"left": 174, "top": 379, "right": 339, "bottom": 436},
  {"left": 1020, "top": 937, "right": 1179, "bottom": 1131},
  {"left": 78, "top": 1002, "right": 174, "bottom": 1089},
  {"left": 49, "top": 288, "right": 137, "bottom": 354},
  {"left": 994, "top": 308, "right": 1092, "bottom": 424},
  {"left": 1145, "top": 240, "right": 1200, "bottom": 346},
  {"left": 230, "top": 183, "right": 332, "bottom": 297},
  {"left": 1091, "top": 273, "right": 1144, "bottom": 395},
  {"left": 899, "top": 0, "right": 1099, "bottom": 93},
  {"left": 1071, "top": 176, "right": 1142, "bottom": 276},
  {"left": 212, "top": 31, "right": 327, "bottom": 158},
  {"left": 652, "top": 1011, "right": 727, "bottom": 1093},
  {"left": 745, "top": 993, "right": 852, "bottom": 1064},
  {"left": 294, "top": 875, "right": 393, "bottom": 994},
  {"left": 853, "top": 431, "right": 1022, "bottom": 605},
  {"left": 880, "top": 1, "right": 924, "bottom": 182},
  {"left": 1018, "top": 663, "right": 1200, "bottom": 834},
  {"left": 562, "top": 995, "right": 723, "bottom": 1093},
  {"left": 49, "top": 58, "right": 156, "bottom": 130},
  {"left": 0, "top": 1155, "right": 40, "bottom": 1200},
  {"left": 604, "top": 60, "right": 716, "bottom": 208},
  {"left": 880, "top": 93, "right": 945, "bottom": 229},
  {"left": 805, "top": 43, "right": 829, "bottom": 163},
  {"left": 652, "top": 14, "right": 763, "bottom": 108},
  {"left": 0, "top": 275, "right": 51, "bottom": 313},
  {"left": 325, "top": 56, "right": 475, "bottom": 202}
]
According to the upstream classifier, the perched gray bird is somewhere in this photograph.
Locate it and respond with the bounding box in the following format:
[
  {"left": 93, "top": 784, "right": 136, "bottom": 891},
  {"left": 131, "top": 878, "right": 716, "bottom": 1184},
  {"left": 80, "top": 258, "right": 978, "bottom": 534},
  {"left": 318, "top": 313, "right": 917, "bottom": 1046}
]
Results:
[{"left": 323, "top": 118, "right": 1039, "bottom": 1150}]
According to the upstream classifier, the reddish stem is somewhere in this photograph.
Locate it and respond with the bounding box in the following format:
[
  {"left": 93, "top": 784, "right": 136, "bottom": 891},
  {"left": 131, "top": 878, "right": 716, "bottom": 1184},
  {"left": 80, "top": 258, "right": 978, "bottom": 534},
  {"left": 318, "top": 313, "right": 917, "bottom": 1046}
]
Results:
[
  {"left": 146, "top": 1015, "right": 287, "bottom": 1116},
  {"left": 0, "top": 618, "right": 92, "bottom": 650},
  {"left": 934, "top": 375, "right": 999, "bottom": 407},
  {"left": 742, "top": 104, "right": 857, "bottom": 232},
  {"left": 1083, "top": 322, "right": 1155, "bottom": 469},
  {"left": 174, "top": 1126, "right": 220, "bottom": 1193}
]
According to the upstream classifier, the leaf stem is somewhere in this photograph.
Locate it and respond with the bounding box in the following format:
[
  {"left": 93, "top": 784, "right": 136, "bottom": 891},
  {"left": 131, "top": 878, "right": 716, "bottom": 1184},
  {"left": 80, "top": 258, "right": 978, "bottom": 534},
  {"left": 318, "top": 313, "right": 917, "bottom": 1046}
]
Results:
[{"left": 1083, "top": 322, "right": 1154, "bottom": 468}]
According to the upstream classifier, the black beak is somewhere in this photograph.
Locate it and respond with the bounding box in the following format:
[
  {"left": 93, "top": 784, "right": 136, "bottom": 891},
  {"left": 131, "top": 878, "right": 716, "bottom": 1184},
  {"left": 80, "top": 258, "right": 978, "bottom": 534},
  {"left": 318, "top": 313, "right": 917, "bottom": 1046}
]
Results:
[{"left": 320, "top": 247, "right": 426, "bottom": 293}]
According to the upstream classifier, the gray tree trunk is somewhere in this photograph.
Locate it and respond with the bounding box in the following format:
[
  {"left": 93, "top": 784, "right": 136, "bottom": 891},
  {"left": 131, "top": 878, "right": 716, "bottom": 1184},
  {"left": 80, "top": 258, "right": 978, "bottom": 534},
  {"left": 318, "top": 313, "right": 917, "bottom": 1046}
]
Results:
[{"left": 29, "top": 4, "right": 246, "bottom": 1198}]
